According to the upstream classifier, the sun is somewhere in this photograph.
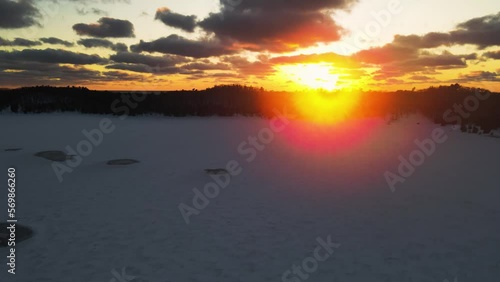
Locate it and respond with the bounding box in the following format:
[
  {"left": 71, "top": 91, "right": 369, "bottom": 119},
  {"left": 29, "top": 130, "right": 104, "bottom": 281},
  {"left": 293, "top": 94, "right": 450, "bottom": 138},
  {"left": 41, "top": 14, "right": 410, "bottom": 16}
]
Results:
[
  {"left": 275, "top": 63, "right": 359, "bottom": 123},
  {"left": 292, "top": 90, "right": 360, "bottom": 124},
  {"left": 278, "top": 63, "right": 340, "bottom": 91}
]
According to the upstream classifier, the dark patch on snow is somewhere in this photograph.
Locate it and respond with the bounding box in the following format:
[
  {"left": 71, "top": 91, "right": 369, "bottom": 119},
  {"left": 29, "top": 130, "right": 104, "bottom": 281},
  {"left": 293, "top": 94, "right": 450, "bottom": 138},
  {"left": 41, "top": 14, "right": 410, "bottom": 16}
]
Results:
[
  {"left": 107, "top": 159, "right": 140, "bottom": 166},
  {"left": 5, "top": 148, "right": 22, "bottom": 152},
  {"left": 34, "top": 151, "right": 74, "bottom": 162},
  {"left": 0, "top": 223, "right": 34, "bottom": 247}
]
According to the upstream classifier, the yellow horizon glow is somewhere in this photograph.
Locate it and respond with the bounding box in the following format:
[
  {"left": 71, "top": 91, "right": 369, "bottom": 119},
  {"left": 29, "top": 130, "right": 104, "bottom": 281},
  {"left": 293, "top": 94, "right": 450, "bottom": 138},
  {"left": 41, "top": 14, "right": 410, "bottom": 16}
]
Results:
[
  {"left": 278, "top": 63, "right": 340, "bottom": 91},
  {"left": 293, "top": 89, "right": 361, "bottom": 124}
]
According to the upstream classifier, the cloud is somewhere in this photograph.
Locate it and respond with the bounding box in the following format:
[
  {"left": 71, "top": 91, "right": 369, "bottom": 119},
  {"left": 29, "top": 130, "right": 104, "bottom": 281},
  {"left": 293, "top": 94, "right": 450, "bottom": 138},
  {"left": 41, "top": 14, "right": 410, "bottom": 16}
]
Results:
[
  {"left": 370, "top": 51, "right": 475, "bottom": 80},
  {"left": 222, "top": 56, "right": 274, "bottom": 77},
  {"left": 482, "top": 50, "right": 500, "bottom": 60},
  {"left": 270, "top": 52, "right": 361, "bottom": 69},
  {"left": 353, "top": 44, "right": 418, "bottom": 64},
  {"left": 0, "top": 0, "right": 40, "bottom": 29},
  {"left": 77, "top": 38, "right": 128, "bottom": 52},
  {"left": 181, "top": 61, "right": 232, "bottom": 71},
  {"left": 451, "top": 13, "right": 500, "bottom": 49},
  {"left": 392, "top": 33, "right": 452, "bottom": 49},
  {"left": 458, "top": 71, "right": 499, "bottom": 82},
  {"left": 130, "top": 34, "right": 235, "bottom": 58},
  {"left": 0, "top": 48, "right": 107, "bottom": 65},
  {"left": 346, "top": 14, "right": 500, "bottom": 82},
  {"left": 112, "top": 43, "right": 128, "bottom": 52},
  {"left": 77, "top": 38, "right": 114, "bottom": 49},
  {"left": 76, "top": 7, "right": 108, "bottom": 16},
  {"left": 356, "top": 12, "right": 500, "bottom": 78},
  {"left": 400, "top": 51, "right": 471, "bottom": 70},
  {"left": 198, "top": 0, "right": 356, "bottom": 52},
  {"left": 110, "top": 52, "right": 188, "bottom": 67},
  {"left": 65, "top": 0, "right": 131, "bottom": 5},
  {"left": 106, "top": 52, "right": 190, "bottom": 74},
  {"left": 350, "top": 13, "right": 497, "bottom": 81},
  {"left": 0, "top": 37, "right": 41, "bottom": 47},
  {"left": 390, "top": 12, "right": 500, "bottom": 50},
  {"left": 73, "top": 17, "right": 135, "bottom": 38},
  {"left": 408, "top": 75, "right": 433, "bottom": 81},
  {"left": 105, "top": 63, "right": 183, "bottom": 74},
  {"left": 0, "top": 64, "right": 143, "bottom": 86},
  {"left": 40, "top": 37, "right": 74, "bottom": 47},
  {"left": 155, "top": 7, "right": 197, "bottom": 32}
]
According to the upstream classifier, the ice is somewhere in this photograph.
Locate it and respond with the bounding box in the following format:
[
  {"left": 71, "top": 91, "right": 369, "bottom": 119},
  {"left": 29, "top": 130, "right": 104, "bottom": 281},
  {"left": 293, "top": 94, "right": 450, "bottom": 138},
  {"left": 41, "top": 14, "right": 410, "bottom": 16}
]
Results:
[{"left": 0, "top": 113, "right": 499, "bottom": 282}]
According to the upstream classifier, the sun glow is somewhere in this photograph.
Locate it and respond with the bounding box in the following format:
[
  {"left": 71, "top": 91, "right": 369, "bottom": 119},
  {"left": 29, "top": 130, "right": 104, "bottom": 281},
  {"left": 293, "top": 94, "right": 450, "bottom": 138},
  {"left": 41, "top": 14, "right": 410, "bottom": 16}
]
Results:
[
  {"left": 293, "top": 90, "right": 360, "bottom": 124},
  {"left": 279, "top": 63, "right": 340, "bottom": 91}
]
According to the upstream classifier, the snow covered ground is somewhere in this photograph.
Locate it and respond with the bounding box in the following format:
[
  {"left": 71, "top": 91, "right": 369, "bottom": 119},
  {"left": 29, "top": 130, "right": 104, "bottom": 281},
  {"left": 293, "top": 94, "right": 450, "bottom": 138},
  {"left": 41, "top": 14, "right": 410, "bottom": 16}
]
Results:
[{"left": 0, "top": 113, "right": 499, "bottom": 282}]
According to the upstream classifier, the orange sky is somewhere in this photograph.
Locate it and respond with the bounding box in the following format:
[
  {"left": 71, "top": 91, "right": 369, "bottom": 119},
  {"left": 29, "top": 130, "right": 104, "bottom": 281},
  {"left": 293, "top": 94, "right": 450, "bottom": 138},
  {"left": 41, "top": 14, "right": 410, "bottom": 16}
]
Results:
[{"left": 0, "top": 0, "right": 499, "bottom": 91}]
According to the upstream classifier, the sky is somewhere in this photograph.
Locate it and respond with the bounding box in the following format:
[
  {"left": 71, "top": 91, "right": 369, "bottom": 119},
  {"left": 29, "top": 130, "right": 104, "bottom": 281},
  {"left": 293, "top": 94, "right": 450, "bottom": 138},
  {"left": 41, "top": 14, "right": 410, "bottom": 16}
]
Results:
[{"left": 0, "top": 0, "right": 499, "bottom": 91}]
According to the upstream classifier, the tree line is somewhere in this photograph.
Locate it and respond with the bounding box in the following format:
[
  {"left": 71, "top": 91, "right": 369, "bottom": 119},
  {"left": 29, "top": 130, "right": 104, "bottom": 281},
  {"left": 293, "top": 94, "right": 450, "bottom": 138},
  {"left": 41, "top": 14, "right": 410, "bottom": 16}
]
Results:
[{"left": 0, "top": 84, "right": 498, "bottom": 133}]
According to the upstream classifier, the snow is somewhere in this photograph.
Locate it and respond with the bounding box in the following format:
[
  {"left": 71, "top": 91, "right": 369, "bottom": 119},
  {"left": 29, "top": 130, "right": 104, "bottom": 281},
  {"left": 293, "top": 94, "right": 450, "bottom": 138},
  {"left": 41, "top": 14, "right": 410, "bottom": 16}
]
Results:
[{"left": 0, "top": 113, "right": 499, "bottom": 282}]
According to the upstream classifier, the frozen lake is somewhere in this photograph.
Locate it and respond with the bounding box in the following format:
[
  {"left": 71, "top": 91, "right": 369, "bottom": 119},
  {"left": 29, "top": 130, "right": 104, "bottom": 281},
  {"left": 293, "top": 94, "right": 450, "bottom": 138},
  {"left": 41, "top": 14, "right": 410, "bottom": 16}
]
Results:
[{"left": 0, "top": 113, "right": 499, "bottom": 282}]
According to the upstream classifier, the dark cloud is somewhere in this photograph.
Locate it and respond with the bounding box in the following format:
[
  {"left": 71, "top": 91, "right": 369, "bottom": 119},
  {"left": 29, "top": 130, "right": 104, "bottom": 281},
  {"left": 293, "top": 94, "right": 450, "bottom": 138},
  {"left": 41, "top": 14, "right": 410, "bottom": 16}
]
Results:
[
  {"left": 390, "top": 12, "right": 500, "bottom": 50},
  {"left": 0, "top": 64, "right": 143, "bottom": 86},
  {"left": 155, "top": 7, "right": 197, "bottom": 32},
  {"left": 0, "top": 0, "right": 40, "bottom": 29},
  {"left": 64, "top": 0, "right": 130, "bottom": 3},
  {"left": 112, "top": 43, "right": 128, "bottom": 52},
  {"left": 392, "top": 33, "right": 452, "bottom": 49},
  {"left": 371, "top": 51, "right": 475, "bottom": 80},
  {"left": 483, "top": 50, "right": 500, "bottom": 60},
  {"left": 198, "top": 0, "right": 356, "bottom": 52},
  {"left": 0, "top": 37, "right": 41, "bottom": 47},
  {"left": 73, "top": 17, "right": 135, "bottom": 38},
  {"left": 452, "top": 13, "right": 500, "bottom": 49},
  {"left": 220, "top": 0, "right": 356, "bottom": 11},
  {"left": 0, "top": 48, "right": 107, "bottom": 65},
  {"left": 458, "top": 71, "right": 499, "bottom": 82},
  {"left": 105, "top": 63, "right": 183, "bottom": 74},
  {"left": 77, "top": 38, "right": 128, "bottom": 52},
  {"left": 78, "top": 38, "right": 114, "bottom": 49},
  {"left": 40, "top": 37, "right": 74, "bottom": 47},
  {"left": 110, "top": 52, "right": 188, "bottom": 67},
  {"left": 106, "top": 52, "right": 190, "bottom": 74},
  {"left": 354, "top": 44, "right": 417, "bottom": 64},
  {"left": 404, "top": 51, "right": 471, "bottom": 69},
  {"left": 130, "top": 35, "right": 235, "bottom": 58},
  {"left": 409, "top": 75, "right": 433, "bottom": 81},
  {"left": 181, "top": 61, "right": 232, "bottom": 71},
  {"left": 222, "top": 56, "right": 274, "bottom": 77},
  {"left": 0, "top": 66, "right": 100, "bottom": 86},
  {"left": 347, "top": 13, "right": 499, "bottom": 82}
]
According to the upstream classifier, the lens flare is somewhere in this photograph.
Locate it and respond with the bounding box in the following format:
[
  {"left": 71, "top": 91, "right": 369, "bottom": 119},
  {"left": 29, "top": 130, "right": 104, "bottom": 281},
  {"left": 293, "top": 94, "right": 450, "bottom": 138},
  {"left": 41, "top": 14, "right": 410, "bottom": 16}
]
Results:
[
  {"left": 293, "top": 90, "right": 360, "bottom": 124},
  {"left": 278, "top": 64, "right": 339, "bottom": 91}
]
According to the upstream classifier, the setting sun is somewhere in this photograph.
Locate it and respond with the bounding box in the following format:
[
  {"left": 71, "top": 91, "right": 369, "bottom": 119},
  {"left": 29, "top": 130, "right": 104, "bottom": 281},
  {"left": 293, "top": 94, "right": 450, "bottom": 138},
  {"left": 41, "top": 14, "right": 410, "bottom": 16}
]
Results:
[
  {"left": 293, "top": 90, "right": 360, "bottom": 124},
  {"left": 278, "top": 64, "right": 340, "bottom": 91}
]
